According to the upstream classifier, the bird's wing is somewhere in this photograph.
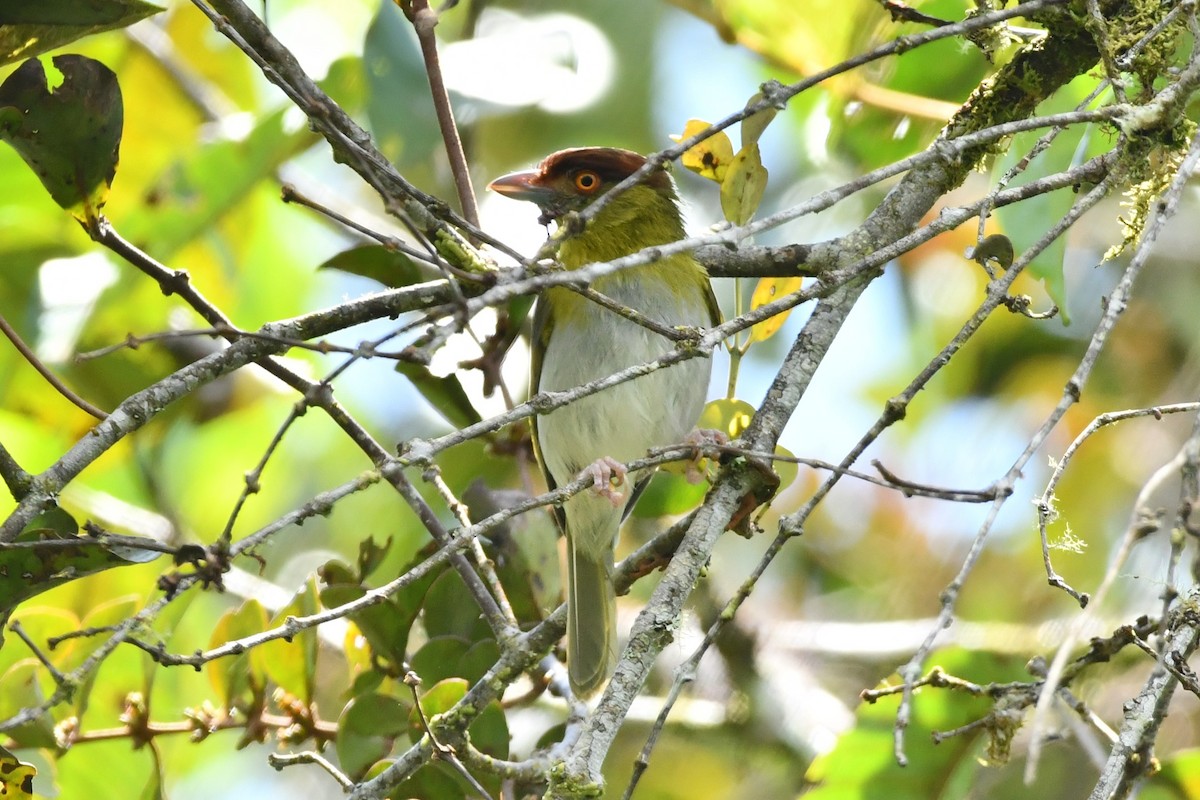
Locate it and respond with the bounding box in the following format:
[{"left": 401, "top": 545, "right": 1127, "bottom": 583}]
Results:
[
  {"left": 529, "top": 294, "right": 568, "bottom": 535},
  {"left": 701, "top": 268, "right": 722, "bottom": 327}
]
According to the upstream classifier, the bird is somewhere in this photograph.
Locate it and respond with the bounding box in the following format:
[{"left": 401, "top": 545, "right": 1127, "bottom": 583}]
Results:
[{"left": 488, "top": 147, "right": 719, "bottom": 697}]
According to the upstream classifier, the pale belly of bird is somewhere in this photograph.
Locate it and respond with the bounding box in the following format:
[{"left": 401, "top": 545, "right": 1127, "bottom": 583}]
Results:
[{"left": 537, "top": 282, "right": 711, "bottom": 484}]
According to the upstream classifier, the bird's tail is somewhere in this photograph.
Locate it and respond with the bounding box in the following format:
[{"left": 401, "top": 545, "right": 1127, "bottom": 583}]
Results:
[{"left": 567, "top": 536, "right": 617, "bottom": 697}]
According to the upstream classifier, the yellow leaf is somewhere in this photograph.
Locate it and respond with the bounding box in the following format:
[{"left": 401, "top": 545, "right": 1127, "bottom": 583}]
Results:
[
  {"left": 741, "top": 90, "right": 778, "bottom": 147},
  {"left": 0, "top": 745, "right": 36, "bottom": 800},
  {"left": 720, "top": 142, "right": 768, "bottom": 225},
  {"left": 772, "top": 444, "right": 799, "bottom": 494},
  {"left": 671, "top": 118, "right": 734, "bottom": 182},
  {"left": 698, "top": 398, "right": 756, "bottom": 440},
  {"left": 697, "top": 400, "right": 796, "bottom": 495},
  {"left": 749, "top": 276, "right": 804, "bottom": 342}
]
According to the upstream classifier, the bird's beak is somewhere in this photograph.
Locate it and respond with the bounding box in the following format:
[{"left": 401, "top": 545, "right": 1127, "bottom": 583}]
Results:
[{"left": 487, "top": 169, "right": 556, "bottom": 207}]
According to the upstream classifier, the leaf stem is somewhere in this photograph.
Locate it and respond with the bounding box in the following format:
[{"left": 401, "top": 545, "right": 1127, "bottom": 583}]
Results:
[{"left": 726, "top": 280, "right": 744, "bottom": 399}]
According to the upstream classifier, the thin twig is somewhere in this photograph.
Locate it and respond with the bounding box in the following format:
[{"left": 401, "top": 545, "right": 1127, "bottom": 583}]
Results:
[
  {"left": 1114, "top": 0, "right": 1191, "bottom": 71},
  {"left": 75, "top": 326, "right": 431, "bottom": 364},
  {"left": 1088, "top": 589, "right": 1200, "bottom": 799},
  {"left": 621, "top": 655, "right": 697, "bottom": 800},
  {"left": 1035, "top": 402, "right": 1200, "bottom": 603},
  {"left": 884, "top": 174, "right": 1118, "bottom": 767},
  {"left": 57, "top": 711, "right": 337, "bottom": 746},
  {"left": 1027, "top": 121, "right": 1200, "bottom": 787},
  {"left": 267, "top": 751, "right": 354, "bottom": 790},
  {"left": 405, "top": 669, "right": 494, "bottom": 800},
  {"left": 401, "top": 149, "right": 1116, "bottom": 472},
  {"left": 423, "top": 464, "right": 517, "bottom": 630},
  {"left": 976, "top": 79, "right": 1112, "bottom": 247},
  {"left": 408, "top": 0, "right": 479, "bottom": 228},
  {"left": 281, "top": 183, "right": 448, "bottom": 269},
  {"left": 876, "top": 0, "right": 953, "bottom": 27},
  {"left": 93, "top": 214, "right": 512, "bottom": 649},
  {"left": 1085, "top": 0, "right": 1129, "bottom": 101},
  {"left": 0, "top": 309, "right": 107, "bottom": 420},
  {"left": 191, "top": 0, "right": 512, "bottom": 261},
  {"left": 9, "top": 621, "right": 66, "bottom": 685}
]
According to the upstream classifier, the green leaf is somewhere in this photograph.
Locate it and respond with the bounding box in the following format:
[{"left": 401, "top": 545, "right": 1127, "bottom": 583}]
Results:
[
  {"left": 261, "top": 576, "right": 320, "bottom": 705},
  {"left": 0, "top": 607, "right": 79, "bottom": 680},
  {"left": 0, "top": 660, "right": 56, "bottom": 748},
  {"left": 385, "top": 763, "right": 465, "bottom": 800},
  {"left": 122, "top": 105, "right": 314, "bottom": 257},
  {"left": 320, "top": 584, "right": 414, "bottom": 673},
  {"left": 458, "top": 639, "right": 500, "bottom": 687},
  {"left": 693, "top": 398, "right": 796, "bottom": 499},
  {"left": 401, "top": 679, "right": 506, "bottom": 796},
  {"left": 772, "top": 444, "right": 799, "bottom": 495},
  {"left": 139, "top": 739, "right": 165, "bottom": 800},
  {"left": 363, "top": 1, "right": 441, "bottom": 175},
  {"left": 0, "top": 55, "right": 123, "bottom": 229},
  {"left": 407, "top": 678, "right": 466, "bottom": 744},
  {"left": 72, "top": 594, "right": 140, "bottom": 726},
  {"left": 969, "top": 233, "right": 1015, "bottom": 272},
  {"left": 421, "top": 571, "right": 483, "bottom": 640},
  {"left": 470, "top": 697, "right": 509, "bottom": 759},
  {"left": 632, "top": 470, "right": 708, "bottom": 517},
  {"left": 395, "top": 362, "right": 483, "bottom": 431},
  {"left": 410, "top": 636, "right": 471, "bottom": 686},
  {"left": 206, "top": 599, "right": 268, "bottom": 709},
  {"left": 0, "top": 525, "right": 160, "bottom": 622},
  {"left": 25, "top": 506, "right": 77, "bottom": 536},
  {"left": 336, "top": 692, "right": 409, "bottom": 780},
  {"left": 465, "top": 481, "right": 558, "bottom": 624},
  {"left": 719, "top": 142, "right": 768, "bottom": 226},
  {"left": 357, "top": 535, "right": 394, "bottom": 582},
  {"left": 318, "top": 244, "right": 424, "bottom": 288},
  {"left": 1149, "top": 747, "right": 1200, "bottom": 799},
  {"left": 319, "top": 559, "right": 358, "bottom": 587},
  {"left": 0, "top": 0, "right": 163, "bottom": 65},
  {"left": 140, "top": 588, "right": 197, "bottom": 699},
  {"left": 992, "top": 80, "right": 1102, "bottom": 325}
]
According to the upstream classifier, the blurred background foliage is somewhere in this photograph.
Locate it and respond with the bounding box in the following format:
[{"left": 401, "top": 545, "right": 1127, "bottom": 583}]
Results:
[{"left": 2, "top": 0, "right": 1200, "bottom": 798}]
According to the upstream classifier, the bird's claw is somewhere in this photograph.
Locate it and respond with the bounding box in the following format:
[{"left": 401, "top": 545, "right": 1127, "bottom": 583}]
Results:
[
  {"left": 581, "top": 456, "right": 627, "bottom": 508},
  {"left": 683, "top": 428, "right": 728, "bottom": 484}
]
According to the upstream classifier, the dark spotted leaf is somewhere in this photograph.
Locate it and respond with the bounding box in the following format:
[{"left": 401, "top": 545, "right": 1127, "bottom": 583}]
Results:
[
  {"left": 0, "top": 520, "right": 160, "bottom": 620},
  {"left": 0, "top": 0, "right": 162, "bottom": 65},
  {"left": 0, "top": 55, "right": 123, "bottom": 230},
  {"left": 672, "top": 118, "right": 734, "bottom": 183},
  {"left": 0, "top": 743, "right": 36, "bottom": 798}
]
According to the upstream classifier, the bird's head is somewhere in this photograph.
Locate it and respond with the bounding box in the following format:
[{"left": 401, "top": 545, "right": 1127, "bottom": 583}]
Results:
[{"left": 487, "top": 147, "right": 677, "bottom": 228}]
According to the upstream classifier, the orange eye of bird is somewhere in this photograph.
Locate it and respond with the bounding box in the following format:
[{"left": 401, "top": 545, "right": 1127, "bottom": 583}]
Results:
[{"left": 574, "top": 170, "right": 600, "bottom": 192}]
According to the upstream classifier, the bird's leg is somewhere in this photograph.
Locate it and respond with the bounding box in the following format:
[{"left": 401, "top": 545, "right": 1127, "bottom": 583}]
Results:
[
  {"left": 580, "top": 456, "right": 628, "bottom": 508},
  {"left": 683, "top": 428, "right": 729, "bottom": 484}
]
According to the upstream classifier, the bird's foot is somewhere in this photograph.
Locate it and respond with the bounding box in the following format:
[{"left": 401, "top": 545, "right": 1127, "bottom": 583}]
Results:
[
  {"left": 683, "top": 428, "right": 729, "bottom": 484},
  {"left": 580, "top": 456, "right": 628, "bottom": 508}
]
